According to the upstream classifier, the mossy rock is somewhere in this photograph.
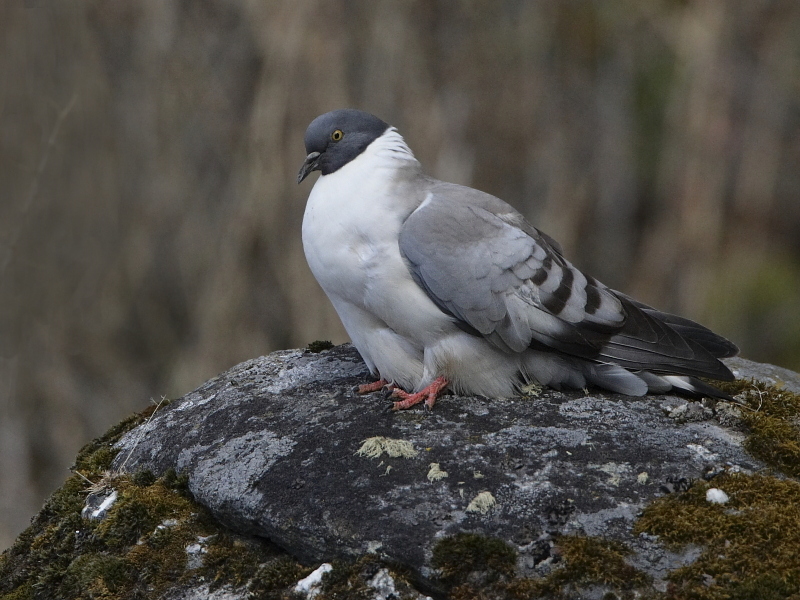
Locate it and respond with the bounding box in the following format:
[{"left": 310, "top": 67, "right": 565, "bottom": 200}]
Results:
[
  {"left": 4, "top": 347, "right": 800, "bottom": 599},
  {"left": 0, "top": 403, "right": 308, "bottom": 600},
  {"left": 636, "top": 472, "right": 800, "bottom": 599}
]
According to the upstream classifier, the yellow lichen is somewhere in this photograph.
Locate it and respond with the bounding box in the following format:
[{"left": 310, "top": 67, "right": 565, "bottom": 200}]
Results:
[
  {"left": 427, "top": 463, "right": 448, "bottom": 482},
  {"left": 466, "top": 491, "right": 497, "bottom": 514},
  {"left": 355, "top": 436, "right": 418, "bottom": 459}
]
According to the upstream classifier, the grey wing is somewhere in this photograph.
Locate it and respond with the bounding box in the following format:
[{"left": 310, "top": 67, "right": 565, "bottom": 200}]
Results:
[
  {"left": 399, "top": 184, "right": 735, "bottom": 380},
  {"left": 399, "top": 184, "right": 625, "bottom": 353}
]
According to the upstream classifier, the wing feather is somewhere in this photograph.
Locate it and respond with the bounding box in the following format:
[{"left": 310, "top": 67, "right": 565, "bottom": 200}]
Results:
[{"left": 399, "top": 182, "right": 736, "bottom": 381}]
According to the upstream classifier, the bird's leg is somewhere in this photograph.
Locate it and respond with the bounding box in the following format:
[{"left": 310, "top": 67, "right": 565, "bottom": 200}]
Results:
[
  {"left": 356, "top": 379, "right": 390, "bottom": 394},
  {"left": 391, "top": 376, "right": 449, "bottom": 410}
]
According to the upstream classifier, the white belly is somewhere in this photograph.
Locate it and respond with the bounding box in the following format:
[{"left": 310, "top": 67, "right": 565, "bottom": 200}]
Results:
[
  {"left": 302, "top": 165, "right": 448, "bottom": 389},
  {"left": 300, "top": 156, "right": 522, "bottom": 397}
]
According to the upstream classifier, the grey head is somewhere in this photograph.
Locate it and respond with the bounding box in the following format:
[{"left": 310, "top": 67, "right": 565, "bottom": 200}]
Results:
[{"left": 297, "top": 109, "right": 390, "bottom": 183}]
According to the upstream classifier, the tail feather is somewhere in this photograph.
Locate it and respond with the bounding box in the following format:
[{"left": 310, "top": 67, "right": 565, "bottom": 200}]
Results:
[
  {"left": 584, "top": 363, "right": 647, "bottom": 396},
  {"left": 616, "top": 293, "right": 739, "bottom": 359},
  {"left": 661, "top": 374, "right": 735, "bottom": 401},
  {"left": 592, "top": 294, "right": 737, "bottom": 382},
  {"left": 581, "top": 364, "right": 733, "bottom": 400},
  {"left": 635, "top": 370, "right": 672, "bottom": 394},
  {"left": 520, "top": 291, "right": 740, "bottom": 400},
  {"left": 522, "top": 354, "right": 735, "bottom": 401}
]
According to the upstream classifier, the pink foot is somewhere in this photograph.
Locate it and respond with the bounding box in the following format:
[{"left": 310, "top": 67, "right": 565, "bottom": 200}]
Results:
[
  {"left": 357, "top": 379, "right": 390, "bottom": 394},
  {"left": 391, "top": 377, "right": 449, "bottom": 410}
]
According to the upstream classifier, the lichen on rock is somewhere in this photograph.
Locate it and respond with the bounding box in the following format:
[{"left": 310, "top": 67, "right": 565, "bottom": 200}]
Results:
[{"left": 3, "top": 345, "right": 800, "bottom": 598}]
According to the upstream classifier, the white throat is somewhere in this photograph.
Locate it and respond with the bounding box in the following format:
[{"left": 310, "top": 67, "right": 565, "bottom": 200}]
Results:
[
  {"left": 303, "top": 127, "right": 422, "bottom": 219},
  {"left": 301, "top": 126, "right": 426, "bottom": 306},
  {"left": 368, "top": 127, "right": 418, "bottom": 166},
  {"left": 300, "top": 125, "right": 442, "bottom": 390}
]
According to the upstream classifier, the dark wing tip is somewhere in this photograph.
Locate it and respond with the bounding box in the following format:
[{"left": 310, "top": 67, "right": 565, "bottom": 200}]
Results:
[
  {"left": 594, "top": 294, "right": 739, "bottom": 381},
  {"left": 681, "top": 376, "right": 736, "bottom": 401}
]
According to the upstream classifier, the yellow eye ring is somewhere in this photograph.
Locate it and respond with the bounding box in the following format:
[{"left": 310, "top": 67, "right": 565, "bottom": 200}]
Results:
[{"left": 331, "top": 129, "right": 344, "bottom": 142}]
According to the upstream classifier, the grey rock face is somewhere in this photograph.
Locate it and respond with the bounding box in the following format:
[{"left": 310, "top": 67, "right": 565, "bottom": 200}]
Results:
[
  {"left": 113, "top": 345, "right": 771, "bottom": 589},
  {"left": 725, "top": 356, "right": 800, "bottom": 393}
]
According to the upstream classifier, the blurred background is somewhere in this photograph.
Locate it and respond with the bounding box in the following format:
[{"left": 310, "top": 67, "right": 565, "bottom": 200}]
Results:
[{"left": 2, "top": 0, "right": 800, "bottom": 550}]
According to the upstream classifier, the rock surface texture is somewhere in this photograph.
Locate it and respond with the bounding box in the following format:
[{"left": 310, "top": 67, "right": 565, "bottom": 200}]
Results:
[{"left": 111, "top": 344, "right": 796, "bottom": 594}]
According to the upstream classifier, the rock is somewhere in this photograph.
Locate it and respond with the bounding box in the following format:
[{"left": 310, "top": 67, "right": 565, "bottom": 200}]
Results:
[
  {"left": 705, "top": 488, "right": 730, "bottom": 504},
  {"left": 293, "top": 563, "right": 332, "bottom": 598},
  {"left": 81, "top": 488, "right": 118, "bottom": 521},
  {"left": 4, "top": 344, "right": 799, "bottom": 599},
  {"left": 725, "top": 356, "right": 800, "bottom": 393},
  {"left": 161, "top": 584, "right": 247, "bottom": 600},
  {"left": 714, "top": 401, "right": 744, "bottom": 428},
  {"left": 110, "top": 344, "right": 770, "bottom": 593},
  {"left": 369, "top": 567, "right": 431, "bottom": 600}
]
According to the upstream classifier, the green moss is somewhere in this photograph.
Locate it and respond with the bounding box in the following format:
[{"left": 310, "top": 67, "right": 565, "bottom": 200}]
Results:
[
  {"left": 0, "top": 470, "right": 105, "bottom": 596},
  {"left": 161, "top": 466, "right": 192, "bottom": 497},
  {"left": 315, "top": 556, "right": 416, "bottom": 600},
  {"left": 72, "top": 401, "right": 168, "bottom": 475},
  {"left": 0, "top": 464, "right": 300, "bottom": 600},
  {"left": 200, "top": 535, "right": 285, "bottom": 590},
  {"left": 318, "top": 556, "right": 384, "bottom": 599},
  {"left": 307, "top": 340, "right": 334, "bottom": 353},
  {"left": 57, "top": 554, "right": 131, "bottom": 598},
  {"left": 506, "top": 536, "right": 651, "bottom": 600},
  {"left": 94, "top": 476, "right": 198, "bottom": 552},
  {"left": 432, "top": 533, "right": 654, "bottom": 599},
  {"left": 0, "top": 401, "right": 302, "bottom": 600},
  {"left": 635, "top": 472, "right": 800, "bottom": 599},
  {"left": 713, "top": 378, "right": 800, "bottom": 477},
  {"left": 131, "top": 469, "right": 156, "bottom": 487},
  {"left": 0, "top": 582, "right": 32, "bottom": 600},
  {"left": 432, "top": 533, "right": 517, "bottom": 586},
  {"left": 554, "top": 536, "right": 651, "bottom": 589},
  {"left": 249, "top": 555, "right": 312, "bottom": 598},
  {"left": 0, "top": 472, "right": 191, "bottom": 598}
]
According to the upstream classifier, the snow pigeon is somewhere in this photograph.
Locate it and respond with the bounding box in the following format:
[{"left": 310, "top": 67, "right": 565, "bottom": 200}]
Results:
[{"left": 298, "top": 109, "right": 738, "bottom": 409}]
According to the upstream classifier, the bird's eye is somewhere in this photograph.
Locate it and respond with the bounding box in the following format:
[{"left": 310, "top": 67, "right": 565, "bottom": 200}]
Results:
[{"left": 331, "top": 129, "right": 344, "bottom": 142}]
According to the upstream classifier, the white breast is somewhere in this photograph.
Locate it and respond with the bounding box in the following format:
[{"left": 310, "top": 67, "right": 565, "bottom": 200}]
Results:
[
  {"left": 301, "top": 132, "right": 458, "bottom": 389},
  {"left": 302, "top": 156, "right": 405, "bottom": 302}
]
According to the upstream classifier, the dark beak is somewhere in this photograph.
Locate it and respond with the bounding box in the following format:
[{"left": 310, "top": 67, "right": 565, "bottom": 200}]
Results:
[{"left": 297, "top": 151, "right": 321, "bottom": 184}]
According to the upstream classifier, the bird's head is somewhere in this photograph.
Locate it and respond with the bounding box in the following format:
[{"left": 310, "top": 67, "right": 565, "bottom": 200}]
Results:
[{"left": 297, "top": 109, "right": 390, "bottom": 183}]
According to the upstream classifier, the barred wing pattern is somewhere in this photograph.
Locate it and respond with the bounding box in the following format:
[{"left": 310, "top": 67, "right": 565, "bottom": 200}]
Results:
[{"left": 399, "top": 182, "right": 736, "bottom": 386}]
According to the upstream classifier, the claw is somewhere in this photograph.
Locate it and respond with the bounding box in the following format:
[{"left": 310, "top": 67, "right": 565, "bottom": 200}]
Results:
[
  {"left": 390, "top": 377, "right": 449, "bottom": 410},
  {"left": 356, "top": 379, "right": 389, "bottom": 395}
]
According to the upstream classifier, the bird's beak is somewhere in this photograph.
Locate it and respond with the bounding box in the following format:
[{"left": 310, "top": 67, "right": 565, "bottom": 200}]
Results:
[{"left": 297, "top": 151, "right": 321, "bottom": 184}]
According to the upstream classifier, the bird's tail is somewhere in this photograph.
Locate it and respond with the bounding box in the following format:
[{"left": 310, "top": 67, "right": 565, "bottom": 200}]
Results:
[{"left": 521, "top": 352, "right": 735, "bottom": 400}]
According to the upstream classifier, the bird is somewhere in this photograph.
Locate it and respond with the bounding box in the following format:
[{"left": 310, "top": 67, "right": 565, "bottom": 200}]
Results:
[{"left": 297, "top": 109, "right": 738, "bottom": 410}]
